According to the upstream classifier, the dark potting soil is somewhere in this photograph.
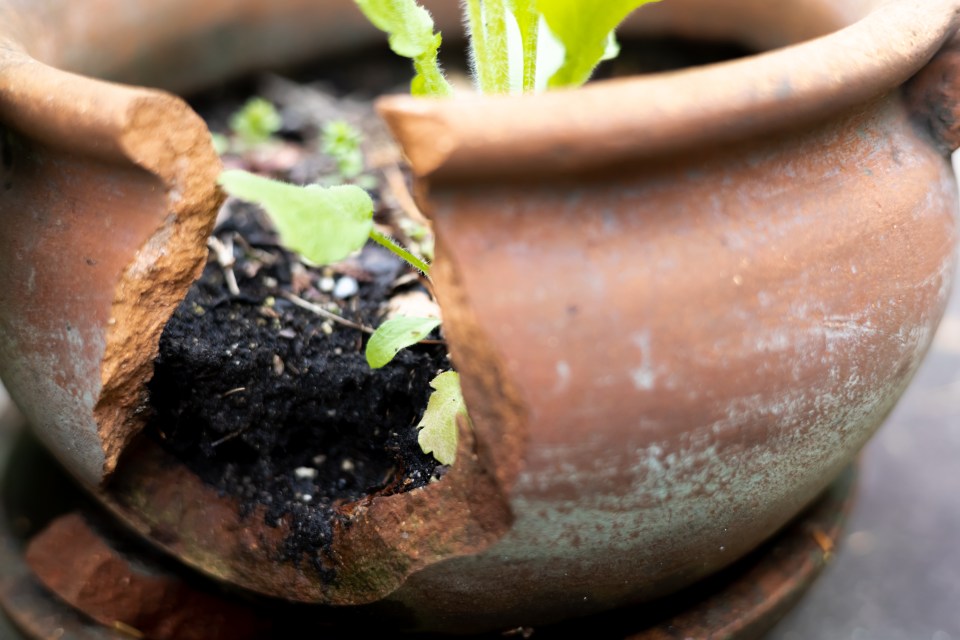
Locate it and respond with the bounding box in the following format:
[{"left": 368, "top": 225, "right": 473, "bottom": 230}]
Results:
[
  {"left": 147, "top": 202, "right": 448, "bottom": 577},
  {"left": 142, "top": 44, "right": 460, "bottom": 577}
]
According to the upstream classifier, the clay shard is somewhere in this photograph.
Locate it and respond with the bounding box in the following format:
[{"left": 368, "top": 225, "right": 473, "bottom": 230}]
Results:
[
  {"left": 25, "top": 512, "right": 269, "bottom": 640},
  {"left": 0, "top": 45, "right": 221, "bottom": 487}
]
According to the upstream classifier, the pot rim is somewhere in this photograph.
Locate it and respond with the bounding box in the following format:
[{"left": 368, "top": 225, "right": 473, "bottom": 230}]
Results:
[{"left": 378, "top": 0, "right": 960, "bottom": 181}]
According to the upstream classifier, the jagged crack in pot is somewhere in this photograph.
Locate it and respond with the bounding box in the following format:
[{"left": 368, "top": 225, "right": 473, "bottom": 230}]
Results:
[
  {"left": 0, "top": 0, "right": 515, "bottom": 613},
  {"left": 0, "top": 45, "right": 222, "bottom": 486},
  {"left": 0, "top": 0, "right": 959, "bottom": 634}
]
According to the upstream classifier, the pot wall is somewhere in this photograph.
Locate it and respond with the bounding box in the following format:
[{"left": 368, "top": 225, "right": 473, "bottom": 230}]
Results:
[{"left": 381, "top": 94, "right": 958, "bottom": 630}]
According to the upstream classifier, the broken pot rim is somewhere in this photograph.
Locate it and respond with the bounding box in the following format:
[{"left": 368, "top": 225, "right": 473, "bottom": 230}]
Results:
[{"left": 378, "top": 0, "right": 960, "bottom": 181}]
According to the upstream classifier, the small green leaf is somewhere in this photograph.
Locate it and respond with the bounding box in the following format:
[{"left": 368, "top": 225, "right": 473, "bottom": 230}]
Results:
[
  {"left": 355, "top": 0, "right": 435, "bottom": 57},
  {"left": 417, "top": 371, "right": 466, "bottom": 466},
  {"left": 229, "top": 97, "right": 282, "bottom": 146},
  {"left": 353, "top": 0, "right": 453, "bottom": 96},
  {"left": 537, "top": 0, "right": 662, "bottom": 88},
  {"left": 321, "top": 120, "right": 365, "bottom": 179},
  {"left": 218, "top": 170, "right": 373, "bottom": 265},
  {"left": 366, "top": 316, "right": 441, "bottom": 368}
]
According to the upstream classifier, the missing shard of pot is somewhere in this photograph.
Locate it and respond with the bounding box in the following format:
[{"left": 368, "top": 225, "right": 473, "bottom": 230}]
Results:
[
  {"left": 138, "top": 60, "right": 460, "bottom": 576},
  {"left": 146, "top": 199, "right": 449, "bottom": 577}
]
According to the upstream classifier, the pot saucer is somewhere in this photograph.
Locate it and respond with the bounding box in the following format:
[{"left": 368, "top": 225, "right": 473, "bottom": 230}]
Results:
[{"left": 0, "top": 426, "right": 854, "bottom": 640}]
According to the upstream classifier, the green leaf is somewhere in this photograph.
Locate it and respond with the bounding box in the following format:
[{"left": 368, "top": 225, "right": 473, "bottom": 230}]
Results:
[
  {"left": 366, "top": 316, "right": 441, "bottom": 369},
  {"left": 229, "top": 97, "right": 282, "bottom": 146},
  {"left": 218, "top": 170, "right": 373, "bottom": 265},
  {"left": 417, "top": 371, "right": 466, "bottom": 466},
  {"left": 537, "top": 0, "right": 662, "bottom": 88},
  {"left": 354, "top": 0, "right": 453, "bottom": 96},
  {"left": 355, "top": 0, "right": 434, "bottom": 57},
  {"left": 321, "top": 120, "right": 365, "bottom": 179}
]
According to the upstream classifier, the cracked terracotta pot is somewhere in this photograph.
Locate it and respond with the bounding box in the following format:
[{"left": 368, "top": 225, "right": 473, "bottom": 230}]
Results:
[{"left": 1, "top": 0, "right": 960, "bottom": 634}]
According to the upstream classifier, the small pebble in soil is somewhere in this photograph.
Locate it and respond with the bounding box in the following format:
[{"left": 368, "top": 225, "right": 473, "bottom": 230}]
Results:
[{"left": 332, "top": 276, "right": 359, "bottom": 299}]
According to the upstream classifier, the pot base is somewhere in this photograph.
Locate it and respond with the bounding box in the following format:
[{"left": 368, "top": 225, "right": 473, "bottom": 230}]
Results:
[{"left": 0, "top": 425, "right": 854, "bottom": 639}]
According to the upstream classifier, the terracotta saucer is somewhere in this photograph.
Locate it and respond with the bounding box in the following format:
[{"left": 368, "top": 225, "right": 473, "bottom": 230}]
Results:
[{"left": 0, "top": 426, "right": 854, "bottom": 640}]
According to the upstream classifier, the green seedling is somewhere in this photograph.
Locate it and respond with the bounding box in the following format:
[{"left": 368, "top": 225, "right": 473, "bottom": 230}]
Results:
[
  {"left": 211, "top": 132, "right": 230, "bottom": 156},
  {"left": 321, "top": 120, "right": 365, "bottom": 180},
  {"left": 366, "top": 316, "right": 441, "bottom": 369},
  {"left": 219, "top": 170, "right": 430, "bottom": 273},
  {"left": 219, "top": 170, "right": 373, "bottom": 265},
  {"left": 230, "top": 97, "right": 283, "bottom": 147}
]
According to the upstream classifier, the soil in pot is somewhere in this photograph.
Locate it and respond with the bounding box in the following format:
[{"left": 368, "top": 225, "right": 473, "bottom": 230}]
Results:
[
  {"left": 147, "top": 208, "right": 449, "bottom": 577},
  {"left": 145, "top": 53, "right": 451, "bottom": 577}
]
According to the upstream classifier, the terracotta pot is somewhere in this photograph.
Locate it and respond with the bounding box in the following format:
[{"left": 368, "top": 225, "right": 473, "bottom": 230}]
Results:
[{"left": 1, "top": 0, "right": 959, "bottom": 634}]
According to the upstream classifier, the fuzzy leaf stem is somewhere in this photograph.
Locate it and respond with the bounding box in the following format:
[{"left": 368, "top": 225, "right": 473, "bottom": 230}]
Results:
[
  {"left": 465, "top": 0, "right": 492, "bottom": 92},
  {"left": 484, "top": 0, "right": 510, "bottom": 93},
  {"left": 466, "top": 0, "right": 511, "bottom": 94},
  {"left": 510, "top": 0, "right": 540, "bottom": 92},
  {"left": 369, "top": 228, "right": 432, "bottom": 277}
]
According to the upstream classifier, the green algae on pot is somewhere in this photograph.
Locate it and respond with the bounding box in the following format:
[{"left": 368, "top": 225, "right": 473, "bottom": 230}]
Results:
[{"left": 0, "top": 0, "right": 959, "bottom": 635}]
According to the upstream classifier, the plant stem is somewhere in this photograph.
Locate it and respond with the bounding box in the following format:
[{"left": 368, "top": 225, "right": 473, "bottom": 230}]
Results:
[
  {"left": 414, "top": 42, "right": 454, "bottom": 96},
  {"left": 512, "top": 0, "right": 539, "bottom": 93},
  {"left": 465, "top": 0, "right": 492, "bottom": 92},
  {"left": 465, "top": 0, "right": 512, "bottom": 94},
  {"left": 282, "top": 292, "right": 375, "bottom": 333},
  {"left": 369, "top": 228, "right": 432, "bottom": 276},
  {"left": 484, "top": 0, "right": 510, "bottom": 94}
]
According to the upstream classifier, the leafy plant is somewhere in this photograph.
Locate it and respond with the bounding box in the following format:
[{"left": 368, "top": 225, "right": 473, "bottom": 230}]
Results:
[
  {"left": 354, "top": 0, "right": 662, "bottom": 95},
  {"left": 218, "top": 0, "right": 665, "bottom": 465},
  {"left": 321, "top": 120, "right": 365, "bottom": 180}
]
